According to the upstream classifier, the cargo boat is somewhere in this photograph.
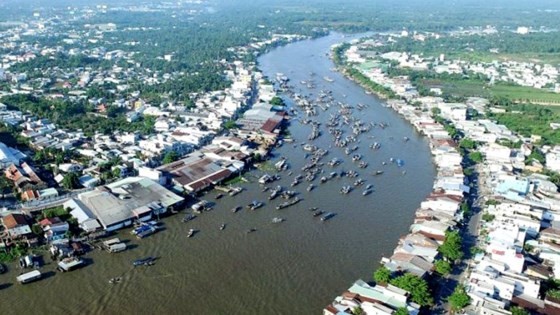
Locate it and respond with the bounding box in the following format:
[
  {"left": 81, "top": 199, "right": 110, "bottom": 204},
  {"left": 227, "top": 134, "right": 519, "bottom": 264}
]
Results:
[{"left": 16, "top": 270, "right": 42, "bottom": 284}]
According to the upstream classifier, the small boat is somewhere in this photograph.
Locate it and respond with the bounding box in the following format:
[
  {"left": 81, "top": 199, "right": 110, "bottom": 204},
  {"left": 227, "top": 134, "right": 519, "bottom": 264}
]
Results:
[
  {"left": 272, "top": 217, "right": 285, "bottom": 224},
  {"left": 307, "top": 184, "right": 314, "bottom": 192},
  {"left": 246, "top": 228, "right": 257, "bottom": 234},
  {"left": 229, "top": 187, "right": 243, "bottom": 196},
  {"left": 312, "top": 210, "right": 325, "bottom": 217},
  {"left": 187, "top": 229, "right": 196, "bottom": 238},
  {"left": 269, "top": 186, "right": 282, "bottom": 200},
  {"left": 191, "top": 200, "right": 210, "bottom": 212},
  {"left": 109, "top": 277, "right": 122, "bottom": 284},
  {"left": 365, "top": 184, "right": 373, "bottom": 190},
  {"left": 353, "top": 178, "right": 364, "bottom": 186},
  {"left": 135, "top": 225, "right": 158, "bottom": 239},
  {"left": 321, "top": 212, "right": 336, "bottom": 221},
  {"left": 362, "top": 189, "right": 372, "bottom": 196},
  {"left": 276, "top": 197, "right": 301, "bottom": 210},
  {"left": 57, "top": 257, "right": 85, "bottom": 272},
  {"left": 340, "top": 186, "right": 352, "bottom": 194},
  {"left": 16, "top": 270, "right": 42, "bottom": 284},
  {"left": 133, "top": 257, "right": 155, "bottom": 267},
  {"left": 231, "top": 206, "right": 242, "bottom": 213},
  {"left": 220, "top": 223, "right": 226, "bottom": 230},
  {"left": 280, "top": 190, "right": 296, "bottom": 199},
  {"left": 374, "top": 170, "right": 384, "bottom": 175},
  {"left": 247, "top": 200, "right": 264, "bottom": 210},
  {"left": 182, "top": 214, "right": 196, "bottom": 223},
  {"left": 216, "top": 193, "right": 224, "bottom": 199}
]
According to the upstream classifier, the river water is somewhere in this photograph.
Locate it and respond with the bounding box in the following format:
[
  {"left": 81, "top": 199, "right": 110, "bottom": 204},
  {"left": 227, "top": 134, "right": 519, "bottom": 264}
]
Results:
[{"left": 0, "top": 33, "right": 435, "bottom": 315}]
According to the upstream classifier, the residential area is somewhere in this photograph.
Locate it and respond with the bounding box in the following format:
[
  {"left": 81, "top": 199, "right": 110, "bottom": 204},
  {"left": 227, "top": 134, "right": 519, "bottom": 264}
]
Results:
[
  {"left": 324, "top": 31, "right": 560, "bottom": 315},
  {"left": 0, "top": 2, "right": 304, "bottom": 285}
]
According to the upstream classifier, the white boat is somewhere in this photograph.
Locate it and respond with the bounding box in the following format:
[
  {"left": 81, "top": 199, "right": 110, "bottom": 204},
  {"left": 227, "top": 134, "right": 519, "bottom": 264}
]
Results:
[
  {"left": 103, "top": 238, "right": 127, "bottom": 253},
  {"left": 228, "top": 187, "right": 243, "bottom": 196},
  {"left": 58, "top": 257, "right": 85, "bottom": 272},
  {"left": 191, "top": 200, "right": 210, "bottom": 212},
  {"left": 272, "top": 217, "right": 285, "bottom": 223},
  {"left": 107, "top": 242, "right": 127, "bottom": 253},
  {"left": 17, "top": 270, "right": 42, "bottom": 284},
  {"left": 259, "top": 174, "right": 273, "bottom": 184}
]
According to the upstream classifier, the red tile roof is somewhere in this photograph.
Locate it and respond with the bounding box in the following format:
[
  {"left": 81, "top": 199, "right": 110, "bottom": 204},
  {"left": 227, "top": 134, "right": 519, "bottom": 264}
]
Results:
[{"left": 2, "top": 213, "right": 28, "bottom": 229}]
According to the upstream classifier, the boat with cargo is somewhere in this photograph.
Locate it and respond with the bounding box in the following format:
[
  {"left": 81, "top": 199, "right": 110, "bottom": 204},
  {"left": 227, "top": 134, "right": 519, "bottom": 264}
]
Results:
[
  {"left": 321, "top": 212, "right": 336, "bottom": 221},
  {"left": 133, "top": 257, "right": 155, "bottom": 267},
  {"left": 103, "top": 238, "right": 127, "bottom": 253},
  {"left": 57, "top": 257, "right": 85, "bottom": 272},
  {"left": 17, "top": 270, "right": 42, "bottom": 284}
]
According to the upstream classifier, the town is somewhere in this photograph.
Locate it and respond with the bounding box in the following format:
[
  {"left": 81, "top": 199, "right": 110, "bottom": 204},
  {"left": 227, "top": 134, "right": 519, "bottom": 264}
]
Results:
[
  {"left": 0, "top": 1, "right": 309, "bottom": 285},
  {"left": 323, "top": 30, "right": 560, "bottom": 314},
  {"left": 2, "top": 0, "right": 560, "bottom": 314}
]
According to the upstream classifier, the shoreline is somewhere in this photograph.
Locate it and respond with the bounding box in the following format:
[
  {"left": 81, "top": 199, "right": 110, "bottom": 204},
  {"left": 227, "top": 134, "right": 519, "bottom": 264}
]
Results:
[{"left": 324, "top": 39, "right": 467, "bottom": 313}]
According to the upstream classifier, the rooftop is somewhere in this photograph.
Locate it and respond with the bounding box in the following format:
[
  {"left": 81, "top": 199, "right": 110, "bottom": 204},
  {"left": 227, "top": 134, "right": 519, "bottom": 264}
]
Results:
[{"left": 74, "top": 177, "right": 183, "bottom": 228}]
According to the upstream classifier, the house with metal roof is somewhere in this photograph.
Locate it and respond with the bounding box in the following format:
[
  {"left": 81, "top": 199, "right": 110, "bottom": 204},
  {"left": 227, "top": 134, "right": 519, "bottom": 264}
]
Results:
[{"left": 65, "top": 177, "right": 184, "bottom": 232}]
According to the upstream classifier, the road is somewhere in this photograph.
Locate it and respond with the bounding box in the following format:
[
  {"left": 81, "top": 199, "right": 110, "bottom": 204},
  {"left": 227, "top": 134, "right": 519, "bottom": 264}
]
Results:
[{"left": 433, "top": 164, "right": 485, "bottom": 314}]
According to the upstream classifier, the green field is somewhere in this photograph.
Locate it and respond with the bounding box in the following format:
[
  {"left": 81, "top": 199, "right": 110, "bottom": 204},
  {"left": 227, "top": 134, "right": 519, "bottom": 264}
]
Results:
[
  {"left": 422, "top": 78, "right": 560, "bottom": 104},
  {"left": 440, "top": 51, "right": 560, "bottom": 65}
]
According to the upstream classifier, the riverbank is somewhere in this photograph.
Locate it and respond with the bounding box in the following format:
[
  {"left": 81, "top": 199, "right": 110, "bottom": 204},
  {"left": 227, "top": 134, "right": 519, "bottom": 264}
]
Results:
[
  {"left": 324, "top": 38, "right": 470, "bottom": 313},
  {"left": 0, "top": 33, "right": 436, "bottom": 315}
]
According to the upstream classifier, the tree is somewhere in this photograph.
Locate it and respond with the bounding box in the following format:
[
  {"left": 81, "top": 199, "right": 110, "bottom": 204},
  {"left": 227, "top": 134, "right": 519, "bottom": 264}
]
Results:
[
  {"left": 468, "top": 151, "right": 483, "bottom": 163},
  {"left": 162, "top": 151, "right": 179, "bottom": 165},
  {"left": 434, "top": 260, "right": 452, "bottom": 275},
  {"left": 112, "top": 167, "right": 123, "bottom": 179},
  {"left": 482, "top": 213, "right": 495, "bottom": 222},
  {"left": 460, "top": 202, "right": 471, "bottom": 215},
  {"left": 439, "top": 230, "right": 464, "bottom": 262},
  {"left": 270, "top": 96, "right": 285, "bottom": 107},
  {"left": 373, "top": 266, "right": 392, "bottom": 285},
  {"left": 510, "top": 306, "right": 529, "bottom": 315},
  {"left": 547, "top": 289, "right": 560, "bottom": 299},
  {"left": 0, "top": 176, "right": 12, "bottom": 198},
  {"left": 394, "top": 307, "right": 409, "bottom": 315},
  {"left": 62, "top": 172, "right": 81, "bottom": 190},
  {"left": 459, "top": 138, "right": 476, "bottom": 150},
  {"left": 448, "top": 286, "right": 471, "bottom": 313},
  {"left": 223, "top": 120, "right": 237, "bottom": 130},
  {"left": 390, "top": 273, "right": 434, "bottom": 307},
  {"left": 352, "top": 306, "right": 363, "bottom": 315}
]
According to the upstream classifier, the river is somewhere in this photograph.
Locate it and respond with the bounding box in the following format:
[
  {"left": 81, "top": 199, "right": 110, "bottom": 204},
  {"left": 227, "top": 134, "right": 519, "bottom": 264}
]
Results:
[{"left": 0, "top": 33, "right": 435, "bottom": 315}]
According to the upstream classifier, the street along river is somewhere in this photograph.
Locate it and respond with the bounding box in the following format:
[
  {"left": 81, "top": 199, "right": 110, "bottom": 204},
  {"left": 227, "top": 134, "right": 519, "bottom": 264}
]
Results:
[{"left": 0, "top": 33, "right": 435, "bottom": 315}]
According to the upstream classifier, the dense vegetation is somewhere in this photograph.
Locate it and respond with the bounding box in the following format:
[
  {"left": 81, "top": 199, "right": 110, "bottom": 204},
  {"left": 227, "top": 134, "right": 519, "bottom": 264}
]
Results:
[
  {"left": 488, "top": 103, "right": 560, "bottom": 145},
  {"left": 438, "top": 230, "right": 464, "bottom": 262},
  {"left": 1, "top": 94, "right": 155, "bottom": 136}
]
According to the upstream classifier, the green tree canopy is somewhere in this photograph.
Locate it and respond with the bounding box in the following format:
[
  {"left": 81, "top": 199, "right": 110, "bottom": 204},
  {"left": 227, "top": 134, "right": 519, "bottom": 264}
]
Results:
[
  {"left": 269, "top": 96, "right": 286, "bottom": 107},
  {"left": 439, "top": 230, "right": 464, "bottom": 262},
  {"left": 223, "top": 120, "right": 237, "bottom": 130},
  {"left": 434, "top": 260, "right": 452, "bottom": 275},
  {"left": 510, "top": 306, "right": 529, "bottom": 315},
  {"left": 62, "top": 172, "right": 81, "bottom": 190},
  {"left": 162, "top": 151, "right": 180, "bottom": 165},
  {"left": 373, "top": 266, "right": 392, "bottom": 285},
  {"left": 390, "top": 273, "right": 434, "bottom": 307},
  {"left": 448, "top": 286, "right": 471, "bottom": 312}
]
